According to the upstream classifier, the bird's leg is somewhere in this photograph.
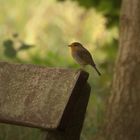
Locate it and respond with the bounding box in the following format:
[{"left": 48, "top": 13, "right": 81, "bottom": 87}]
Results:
[
  {"left": 79, "top": 65, "right": 86, "bottom": 71},
  {"left": 75, "top": 65, "right": 86, "bottom": 75}
]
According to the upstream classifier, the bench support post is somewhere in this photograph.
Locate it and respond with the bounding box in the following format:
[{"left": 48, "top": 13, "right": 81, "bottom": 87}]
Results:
[{"left": 43, "top": 84, "right": 90, "bottom": 140}]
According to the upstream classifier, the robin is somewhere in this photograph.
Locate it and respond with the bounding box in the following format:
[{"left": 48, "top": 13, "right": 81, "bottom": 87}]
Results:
[{"left": 68, "top": 42, "right": 101, "bottom": 76}]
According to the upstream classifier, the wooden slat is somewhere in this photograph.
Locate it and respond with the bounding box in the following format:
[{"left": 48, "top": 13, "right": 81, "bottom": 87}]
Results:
[{"left": 0, "top": 62, "right": 89, "bottom": 130}]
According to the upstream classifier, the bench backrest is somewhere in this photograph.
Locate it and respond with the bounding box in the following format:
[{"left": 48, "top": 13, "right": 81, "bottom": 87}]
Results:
[{"left": 0, "top": 62, "right": 90, "bottom": 140}]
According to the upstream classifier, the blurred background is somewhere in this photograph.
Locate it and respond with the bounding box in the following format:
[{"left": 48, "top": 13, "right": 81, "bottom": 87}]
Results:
[{"left": 0, "top": 0, "right": 121, "bottom": 139}]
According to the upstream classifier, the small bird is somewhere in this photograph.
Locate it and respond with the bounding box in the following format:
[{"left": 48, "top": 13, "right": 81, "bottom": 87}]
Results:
[{"left": 68, "top": 42, "right": 101, "bottom": 76}]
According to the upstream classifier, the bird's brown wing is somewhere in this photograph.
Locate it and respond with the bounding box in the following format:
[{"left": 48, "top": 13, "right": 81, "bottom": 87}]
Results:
[{"left": 76, "top": 48, "right": 95, "bottom": 66}]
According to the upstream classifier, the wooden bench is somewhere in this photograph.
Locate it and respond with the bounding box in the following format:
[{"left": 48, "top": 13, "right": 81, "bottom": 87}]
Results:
[{"left": 0, "top": 62, "right": 91, "bottom": 140}]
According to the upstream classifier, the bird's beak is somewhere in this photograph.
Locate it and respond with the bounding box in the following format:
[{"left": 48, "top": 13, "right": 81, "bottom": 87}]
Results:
[{"left": 68, "top": 44, "right": 71, "bottom": 47}]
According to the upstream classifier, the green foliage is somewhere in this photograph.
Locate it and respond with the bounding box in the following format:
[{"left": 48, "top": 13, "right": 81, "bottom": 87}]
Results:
[
  {"left": 0, "top": 124, "right": 42, "bottom": 140},
  {"left": 3, "top": 39, "right": 16, "bottom": 58},
  {"left": 0, "top": 0, "right": 119, "bottom": 140},
  {"left": 59, "top": 0, "right": 122, "bottom": 27}
]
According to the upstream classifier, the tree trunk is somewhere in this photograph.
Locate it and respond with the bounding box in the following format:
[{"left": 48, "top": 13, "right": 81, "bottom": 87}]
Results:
[{"left": 104, "top": 0, "right": 140, "bottom": 140}]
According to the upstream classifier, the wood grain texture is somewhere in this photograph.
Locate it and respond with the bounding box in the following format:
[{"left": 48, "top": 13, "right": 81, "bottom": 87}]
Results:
[{"left": 0, "top": 62, "right": 89, "bottom": 131}]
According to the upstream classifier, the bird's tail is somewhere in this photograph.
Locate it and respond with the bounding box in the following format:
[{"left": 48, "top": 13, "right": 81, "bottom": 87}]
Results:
[{"left": 91, "top": 64, "right": 101, "bottom": 76}]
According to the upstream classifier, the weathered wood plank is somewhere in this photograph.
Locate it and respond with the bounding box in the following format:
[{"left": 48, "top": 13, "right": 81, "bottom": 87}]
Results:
[
  {"left": 0, "top": 62, "right": 89, "bottom": 130},
  {"left": 43, "top": 83, "right": 91, "bottom": 140}
]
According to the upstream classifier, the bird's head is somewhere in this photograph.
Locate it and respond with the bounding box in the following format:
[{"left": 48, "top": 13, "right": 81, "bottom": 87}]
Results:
[{"left": 68, "top": 42, "right": 82, "bottom": 48}]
